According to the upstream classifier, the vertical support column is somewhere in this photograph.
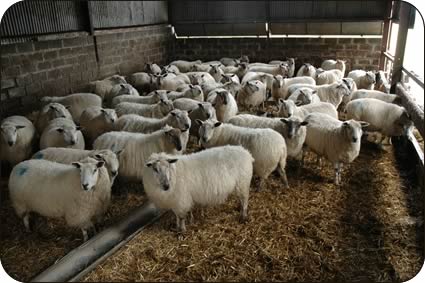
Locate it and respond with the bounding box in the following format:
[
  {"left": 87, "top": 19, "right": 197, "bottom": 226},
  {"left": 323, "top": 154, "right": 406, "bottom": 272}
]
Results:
[
  {"left": 379, "top": 1, "right": 393, "bottom": 70},
  {"left": 391, "top": 1, "right": 410, "bottom": 90},
  {"left": 85, "top": 1, "right": 99, "bottom": 63},
  {"left": 265, "top": 0, "right": 271, "bottom": 62}
]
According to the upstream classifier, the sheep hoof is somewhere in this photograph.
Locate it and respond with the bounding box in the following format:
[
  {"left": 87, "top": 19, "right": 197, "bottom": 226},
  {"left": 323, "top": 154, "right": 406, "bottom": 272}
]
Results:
[{"left": 239, "top": 215, "right": 249, "bottom": 224}]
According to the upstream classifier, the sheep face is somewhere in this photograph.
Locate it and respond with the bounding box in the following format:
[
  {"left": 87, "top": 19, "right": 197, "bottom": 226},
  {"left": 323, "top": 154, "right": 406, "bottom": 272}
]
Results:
[
  {"left": 0, "top": 124, "right": 26, "bottom": 146},
  {"left": 72, "top": 159, "right": 105, "bottom": 191},
  {"left": 297, "top": 89, "right": 315, "bottom": 105},
  {"left": 56, "top": 125, "right": 81, "bottom": 146},
  {"left": 109, "top": 75, "right": 127, "bottom": 85},
  {"left": 278, "top": 99, "right": 295, "bottom": 118},
  {"left": 116, "top": 84, "right": 134, "bottom": 96},
  {"left": 170, "top": 110, "right": 191, "bottom": 131},
  {"left": 244, "top": 81, "right": 260, "bottom": 94},
  {"left": 46, "top": 103, "right": 70, "bottom": 119},
  {"left": 197, "top": 103, "right": 216, "bottom": 120},
  {"left": 395, "top": 111, "right": 413, "bottom": 136},
  {"left": 220, "top": 74, "right": 233, "bottom": 84},
  {"left": 101, "top": 109, "right": 117, "bottom": 124},
  {"left": 164, "top": 128, "right": 183, "bottom": 151},
  {"left": 158, "top": 99, "right": 175, "bottom": 116},
  {"left": 335, "top": 82, "right": 351, "bottom": 97},
  {"left": 187, "top": 85, "right": 203, "bottom": 98},
  {"left": 342, "top": 120, "right": 368, "bottom": 143},
  {"left": 93, "top": 149, "right": 121, "bottom": 183},
  {"left": 280, "top": 117, "right": 308, "bottom": 139},
  {"left": 197, "top": 119, "right": 222, "bottom": 145},
  {"left": 146, "top": 155, "right": 178, "bottom": 191},
  {"left": 366, "top": 72, "right": 376, "bottom": 84},
  {"left": 342, "top": 78, "right": 356, "bottom": 92},
  {"left": 239, "top": 55, "right": 249, "bottom": 63}
]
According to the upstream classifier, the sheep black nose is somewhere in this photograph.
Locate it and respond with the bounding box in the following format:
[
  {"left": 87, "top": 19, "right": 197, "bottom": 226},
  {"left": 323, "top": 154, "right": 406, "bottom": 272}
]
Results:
[
  {"left": 112, "top": 171, "right": 118, "bottom": 177},
  {"left": 163, "top": 184, "right": 170, "bottom": 191},
  {"left": 70, "top": 140, "right": 76, "bottom": 145},
  {"left": 185, "top": 124, "right": 190, "bottom": 129},
  {"left": 352, "top": 137, "right": 358, "bottom": 143},
  {"left": 8, "top": 141, "right": 13, "bottom": 146},
  {"left": 176, "top": 145, "right": 182, "bottom": 151},
  {"left": 82, "top": 184, "right": 89, "bottom": 190}
]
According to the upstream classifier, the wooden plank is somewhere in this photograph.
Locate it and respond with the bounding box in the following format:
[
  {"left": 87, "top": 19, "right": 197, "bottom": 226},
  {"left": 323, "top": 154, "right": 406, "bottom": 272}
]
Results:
[
  {"left": 391, "top": 1, "right": 410, "bottom": 87},
  {"left": 396, "top": 83, "right": 424, "bottom": 140}
]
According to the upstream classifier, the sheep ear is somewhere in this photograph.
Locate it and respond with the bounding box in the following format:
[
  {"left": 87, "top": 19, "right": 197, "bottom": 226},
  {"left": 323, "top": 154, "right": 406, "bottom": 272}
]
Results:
[
  {"left": 76, "top": 126, "right": 83, "bottom": 131},
  {"left": 16, "top": 125, "right": 26, "bottom": 129},
  {"left": 198, "top": 103, "right": 204, "bottom": 109},
  {"left": 65, "top": 105, "right": 71, "bottom": 109},
  {"left": 94, "top": 154, "right": 103, "bottom": 160},
  {"left": 160, "top": 98, "right": 165, "bottom": 103},
  {"left": 312, "top": 90, "right": 317, "bottom": 94},
  {"left": 114, "top": 149, "right": 124, "bottom": 156},
  {"left": 100, "top": 108, "right": 106, "bottom": 113},
  {"left": 96, "top": 161, "right": 105, "bottom": 168},
  {"left": 56, "top": 128, "right": 64, "bottom": 133},
  {"left": 201, "top": 74, "right": 205, "bottom": 78},
  {"left": 120, "top": 84, "right": 126, "bottom": 89},
  {"left": 187, "top": 109, "right": 193, "bottom": 114},
  {"left": 146, "top": 162, "right": 153, "bottom": 167},
  {"left": 278, "top": 98, "right": 285, "bottom": 105},
  {"left": 189, "top": 85, "right": 194, "bottom": 89},
  {"left": 360, "top": 121, "right": 370, "bottom": 128},
  {"left": 301, "top": 121, "right": 309, "bottom": 126},
  {"left": 168, "top": 158, "right": 178, "bottom": 164},
  {"left": 214, "top": 122, "right": 222, "bottom": 127},
  {"left": 299, "top": 89, "right": 305, "bottom": 95},
  {"left": 170, "top": 111, "right": 177, "bottom": 116},
  {"left": 342, "top": 121, "right": 349, "bottom": 127},
  {"left": 280, "top": 118, "right": 289, "bottom": 124},
  {"left": 295, "top": 101, "right": 303, "bottom": 106},
  {"left": 166, "top": 91, "right": 171, "bottom": 94},
  {"left": 195, "top": 119, "right": 203, "bottom": 126},
  {"left": 72, "top": 162, "right": 81, "bottom": 169}
]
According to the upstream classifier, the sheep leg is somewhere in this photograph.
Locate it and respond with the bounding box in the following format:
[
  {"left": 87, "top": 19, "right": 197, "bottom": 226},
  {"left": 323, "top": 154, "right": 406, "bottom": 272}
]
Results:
[
  {"left": 334, "top": 162, "right": 341, "bottom": 185},
  {"left": 188, "top": 211, "right": 194, "bottom": 224},
  {"left": 23, "top": 213, "right": 31, "bottom": 232},
  {"left": 256, "top": 178, "right": 266, "bottom": 192},
  {"left": 81, "top": 228, "right": 89, "bottom": 242},
  {"left": 277, "top": 165, "right": 289, "bottom": 189},
  {"left": 179, "top": 216, "right": 187, "bottom": 233},
  {"left": 239, "top": 193, "right": 249, "bottom": 223}
]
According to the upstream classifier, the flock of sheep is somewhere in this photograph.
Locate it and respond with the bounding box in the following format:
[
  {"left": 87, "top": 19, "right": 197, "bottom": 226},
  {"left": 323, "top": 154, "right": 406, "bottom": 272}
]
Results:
[{"left": 0, "top": 55, "right": 414, "bottom": 240}]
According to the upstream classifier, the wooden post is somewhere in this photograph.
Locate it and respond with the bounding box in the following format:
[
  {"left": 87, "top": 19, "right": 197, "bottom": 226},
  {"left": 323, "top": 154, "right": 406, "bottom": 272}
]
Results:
[
  {"left": 379, "top": 1, "right": 393, "bottom": 70},
  {"left": 391, "top": 1, "right": 410, "bottom": 90},
  {"left": 396, "top": 83, "right": 424, "bottom": 139}
]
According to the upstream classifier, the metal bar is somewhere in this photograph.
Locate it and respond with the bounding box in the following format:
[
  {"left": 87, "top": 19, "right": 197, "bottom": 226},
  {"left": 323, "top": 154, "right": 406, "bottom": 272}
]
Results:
[
  {"left": 31, "top": 202, "right": 164, "bottom": 282},
  {"left": 384, "top": 51, "right": 395, "bottom": 61},
  {"left": 396, "top": 83, "right": 424, "bottom": 140},
  {"left": 379, "top": 1, "right": 393, "bottom": 70},
  {"left": 402, "top": 67, "right": 425, "bottom": 89},
  {"left": 86, "top": 2, "right": 100, "bottom": 63},
  {"left": 172, "top": 18, "right": 385, "bottom": 25},
  {"left": 391, "top": 1, "right": 410, "bottom": 89}
]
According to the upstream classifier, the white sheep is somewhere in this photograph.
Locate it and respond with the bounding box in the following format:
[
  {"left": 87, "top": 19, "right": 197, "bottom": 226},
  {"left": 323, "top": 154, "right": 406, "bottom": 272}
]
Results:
[
  {"left": 248, "top": 63, "right": 289, "bottom": 77},
  {"left": 321, "top": 59, "right": 346, "bottom": 76},
  {"left": 0, "top": 116, "right": 36, "bottom": 166},
  {"left": 188, "top": 103, "right": 217, "bottom": 138},
  {"left": 115, "top": 109, "right": 191, "bottom": 134},
  {"left": 374, "top": 71, "right": 391, "bottom": 93},
  {"left": 105, "top": 83, "right": 139, "bottom": 107},
  {"left": 39, "top": 118, "right": 85, "bottom": 150},
  {"left": 312, "top": 82, "right": 352, "bottom": 108},
  {"left": 9, "top": 157, "right": 111, "bottom": 241},
  {"left": 128, "top": 72, "right": 155, "bottom": 93},
  {"left": 170, "top": 60, "right": 202, "bottom": 73},
  {"left": 115, "top": 99, "right": 174, "bottom": 118},
  {"left": 287, "top": 88, "right": 320, "bottom": 105},
  {"left": 207, "top": 89, "right": 238, "bottom": 122},
  {"left": 303, "top": 112, "right": 368, "bottom": 185},
  {"left": 277, "top": 99, "right": 338, "bottom": 120},
  {"left": 41, "top": 93, "right": 102, "bottom": 123},
  {"left": 222, "top": 81, "right": 242, "bottom": 97},
  {"left": 347, "top": 70, "right": 376, "bottom": 90},
  {"left": 198, "top": 119, "right": 289, "bottom": 190},
  {"left": 345, "top": 98, "right": 412, "bottom": 142},
  {"left": 190, "top": 63, "right": 211, "bottom": 72},
  {"left": 79, "top": 107, "right": 117, "bottom": 145},
  {"left": 162, "top": 64, "right": 180, "bottom": 75},
  {"left": 32, "top": 148, "right": 121, "bottom": 185},
  {"left": 208, "top": 64, "right": 225, "bottom": 82},
  {"left": 89, "top": 75, "right": 127, "bottom": 100},
  {"left": 237, "top": 80, "right": 267, "bottom": 110},
  {"left": 316, "top": 69, "right": 344, "bottom": 85},
  {"left": 220, "top": 55, "right": 248, "bottom": 66},
  {"left": 93, "top": 126, "right": 184, "bottom": 181},
  {"left": 111, "top": 90, "right": 168, "bottom": 107},
  {"left": 156, "top": 73, "right": 190, "bottom": 91},
  {"left": 185, "top": 72, "right": 216, "bottom": 85},
  {"left": 228, "top": 114, "right": 307, "bottom": 161},
  {"left": 350, "top": 90, "right": 401, "bottom": 104},
  {"left": 35, "top": 103, "right": 73, "bottom": 133},
  {"left": 145, "top": 63, "right": 162, "bottom": 75},
  {"left": 142, "top": 145, "right": 254, "bottom": 232},
  {"left": 272, "top": 76, "right": 316, "bottom": 100},
  {"left": 242, "top": 72, "right": 274, "bottom": 95},
  {"left": 220, "top": 73, "right": 240, "bottom": 84},
  {"left": 166, "top": 85, "right": 204, "bottom": 101},
  {"left": 296, "top": 63, "right": 317, "bottom": 78}
]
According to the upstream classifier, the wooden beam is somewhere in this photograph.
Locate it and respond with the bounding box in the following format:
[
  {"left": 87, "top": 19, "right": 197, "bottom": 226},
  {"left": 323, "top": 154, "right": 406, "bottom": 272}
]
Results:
[
  {"left": 379, "top": 1, "right": 393, "bottom": 70},
  {"left": 391, "top": 1, "right": 410, "bottom": 89},
  {"left": 396, "top": 83, "right": 424, "bottom": 140}
]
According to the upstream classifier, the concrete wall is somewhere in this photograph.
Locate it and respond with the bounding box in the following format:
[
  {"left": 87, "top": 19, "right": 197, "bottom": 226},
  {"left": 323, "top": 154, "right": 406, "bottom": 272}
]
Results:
[{"left": 0, "top": 25, "right": 172, "bottom": 118}]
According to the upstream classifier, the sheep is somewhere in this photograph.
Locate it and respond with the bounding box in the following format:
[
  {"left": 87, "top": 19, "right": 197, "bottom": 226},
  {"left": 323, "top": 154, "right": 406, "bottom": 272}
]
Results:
[
  {"left": 142, "top": 145, "right": 254, "bottom": 232},
  {"left": 296, "top": 63, "right": 317, "bottom": 78},
  {"left": 111, "top": 90, "right": 168, "bottom": 107},
  {"left": 35, "top": 103, "right": 73, "bottom": 133},
  {"left": 145, "top": 63, "right": 162, "bottom": 75},
  {"left": 190, "top": 63, "right": 212, "bottom": 72},
  {"left": 40, "top": 118, "right": 85, "bottom": 150},
  {"left": 228, "top": 114, "right": 307, "bottom": 161},
  {"left": 32, "top": 148, "right": 121, "bottom": 185},
  {"left": 316, "top": 69, "right": 344, "bottom": 85},
  {"left": 198, "top": 119, "right": 289, "bottom": 190},
  {"left": 188, "top": 103, "right": 217, "bottom": 138},
  {"left": 40, "top": 93, "right": 102, "bottom": 123},
  {"left": 220, "top": 57, "right": 239, "bottom": 66},
  {"left": 105, "top": 83, "right": 139, "bottom": 107},
  {"left": 162, "top": 64, "right": 180, "bottom": 75},
  {"left": 347, "top": 70, "right": 376, "bottom": 90},
  {"left": 156, "top": 73, "right": 190, "bottom": 91},
  {"left": 321, "top": 59, "right": 346, "bottom": 76},
  {"left": 248, "top": 63, "right": 289, "bottom": 77},
  {"left": 0, "top": 116, "right": 36, "bottom": 166},
  {"left": 345, "top": 98, "right": 413, "bottom": 145},
  {"left": 288, "top": 88, "right": 320, "bottom": 105},
  {"left": 272, "top": 76, "right": 316, "bottom": 100},
  {"left": 374, "top": 71, "right": 391, "bottom": 93},
  {"left": 128, "top": 72, "right": 155, "bottom": 93},
  {"left": 9, "top": 157, "right": 111, "bottom": 241},
  {"left": 170, "top": 60, "right": 202, "bottom": 73},
  {"left": 89, "top": 75, "right": 127, "bottom": 100},
  {"left": 237, "top": 80, "right": 267, "bottom": 110},
  {"left": 207, "top": 89, "right": 238, "bottom": 122},
  {"left": 242, "top": 72, "right": 274, "bottom": 95},
  {"left": 222, "top": 81, "right": 242, "bottom": 97},
  {"left": 350, "top": 90, "right": 401, "bottom": 104},
  {"left": 277, "top": 99, "right": 338, "bottom": 120},
  {"left": 220, "top": 73, "right": 240, "bottom": 84},
  {"left": 208, "top": 64, "right": 225, "bottom": 82},
  {"left": 186, "top": 72, "right": 216, "bottom": 85},
  {"left": 303, "top": 112, "right": 368, "bottom": 185},
  {"left": 115, "top": 99, "right": 174, "bottom": 118},
  {"left": 79, "top": 107, "right": 117, "bottom": 145},
  {"left": 93, "top": 126, "right": 184, "bottom": 181},
  {"left": 166, "top": 85, "right": 204, "bottom": 101},
  {"left": 200, "top": 80, "right": 223, "bottom": 96},
  {"left": 312, "top": 82, "right": 352, "bottom": 108},
  {"left": 173, "top": 98, "right": 201, "bottom": 112},
  {"left": 115, "top": 109, "right": 191, "bottom": 134}
]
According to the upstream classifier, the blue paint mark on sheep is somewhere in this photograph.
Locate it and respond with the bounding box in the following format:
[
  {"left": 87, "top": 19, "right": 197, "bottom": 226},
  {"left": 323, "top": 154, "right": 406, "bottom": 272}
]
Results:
[
  {"left": 33, "top": 152, "right": 44, "bottom": 159},
  {"left": 17, "top": 167, "right": 28, "bottom": 176}
]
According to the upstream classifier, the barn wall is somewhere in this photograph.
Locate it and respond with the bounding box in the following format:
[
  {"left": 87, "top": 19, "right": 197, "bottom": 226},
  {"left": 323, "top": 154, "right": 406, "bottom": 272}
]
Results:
[
  {"left": 0, "top": 25, "right": 172, "bottom": 118},
  {"left": 170, "top": 37, "right": 382, "bottom": 72}
]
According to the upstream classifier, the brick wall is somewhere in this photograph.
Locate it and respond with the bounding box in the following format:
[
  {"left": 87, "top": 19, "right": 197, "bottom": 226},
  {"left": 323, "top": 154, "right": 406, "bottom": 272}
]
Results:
[
  {"left": 0, "top": 25, "right": 171, "bottom": 118},
  {"left": 170, "top": 37, "right": 382, "bottom": 73}
]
